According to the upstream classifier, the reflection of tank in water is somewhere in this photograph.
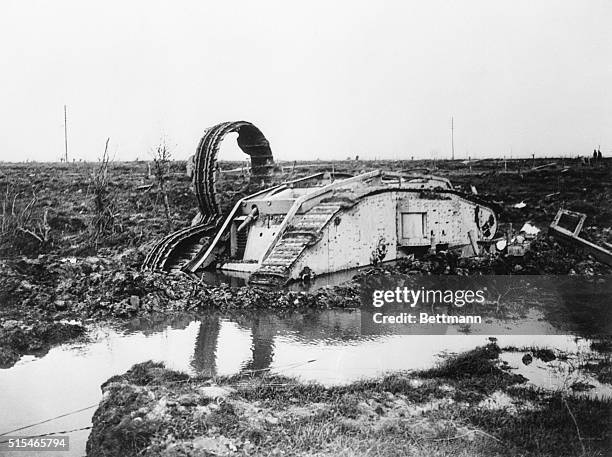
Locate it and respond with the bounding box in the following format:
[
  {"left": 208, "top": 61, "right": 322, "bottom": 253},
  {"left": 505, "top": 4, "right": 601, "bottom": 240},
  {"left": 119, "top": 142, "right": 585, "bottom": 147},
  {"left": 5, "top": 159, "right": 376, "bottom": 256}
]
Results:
[
  {"left": 189, "top": 310, "right": 453, "bottom": 377},
  {"left": 191, "top": 310, "right": 364, "bottom": 376},
  {"left": 143, "top": 121, "right": 498, "bottom": 286}
]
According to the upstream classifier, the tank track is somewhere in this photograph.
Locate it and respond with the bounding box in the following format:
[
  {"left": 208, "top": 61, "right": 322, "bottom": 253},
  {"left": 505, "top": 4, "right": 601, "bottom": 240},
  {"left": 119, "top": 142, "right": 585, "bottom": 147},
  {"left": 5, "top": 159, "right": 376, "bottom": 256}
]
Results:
[
  {"left": 249, "top": 201, "right": 343, "bottom": 286},
  {"left": 194, "top": 121, "right": 274, "bottom": 217},
  {"left": 142, "top": 220, "right": 218, "bottom": 272},
  {"left": 143, "top": 121, "right": 274, "bottom": 273}
]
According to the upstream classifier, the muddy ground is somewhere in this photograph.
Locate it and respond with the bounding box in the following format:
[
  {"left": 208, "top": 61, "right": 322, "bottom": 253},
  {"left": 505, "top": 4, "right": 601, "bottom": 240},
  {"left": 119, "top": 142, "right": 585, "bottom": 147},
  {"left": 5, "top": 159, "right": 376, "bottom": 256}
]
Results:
[
  {"left": 86, "top": 343, "right": 611, "bottom": 457},
  {"left": 1, "top": 159, "right": 611, "bottom": 456},
  {"left": 0, "top": 159, "right": 610, "bottom": 366}
]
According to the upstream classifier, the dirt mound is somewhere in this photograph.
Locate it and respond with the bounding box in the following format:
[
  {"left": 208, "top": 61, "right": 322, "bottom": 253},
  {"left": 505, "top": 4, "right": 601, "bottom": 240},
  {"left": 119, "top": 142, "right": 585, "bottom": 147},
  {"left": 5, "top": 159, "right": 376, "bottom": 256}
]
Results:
[
  {"left": 87, "top": 347, "right": 611, "bottom": 457},
  {"left": 0, "top": 320, "right": 84, "bottom": 367}
]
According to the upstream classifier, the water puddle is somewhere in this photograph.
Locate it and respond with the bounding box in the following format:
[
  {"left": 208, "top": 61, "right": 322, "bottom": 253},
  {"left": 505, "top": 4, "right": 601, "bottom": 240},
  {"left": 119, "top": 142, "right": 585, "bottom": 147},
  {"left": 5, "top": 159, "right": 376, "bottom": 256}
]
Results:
[
  {"left": 500, "top": 347, "right": 612, "bottom": 399},
  {"left": 0, "top": 309, "right": 610, "bottom": 456}
]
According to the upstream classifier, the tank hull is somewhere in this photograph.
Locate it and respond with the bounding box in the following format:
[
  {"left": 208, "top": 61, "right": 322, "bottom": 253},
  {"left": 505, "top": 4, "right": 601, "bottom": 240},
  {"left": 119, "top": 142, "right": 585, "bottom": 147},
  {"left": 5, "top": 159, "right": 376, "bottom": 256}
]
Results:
[{"left": 143, "top": 121, "right": 498, "bottom": 287}]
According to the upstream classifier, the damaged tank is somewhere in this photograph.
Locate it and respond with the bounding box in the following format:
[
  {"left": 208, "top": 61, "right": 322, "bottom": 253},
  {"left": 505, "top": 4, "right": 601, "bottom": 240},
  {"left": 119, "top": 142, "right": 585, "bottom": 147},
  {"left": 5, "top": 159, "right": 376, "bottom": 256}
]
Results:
[{"left": 142, "top": 121, "right": 498, "bottom": 286}]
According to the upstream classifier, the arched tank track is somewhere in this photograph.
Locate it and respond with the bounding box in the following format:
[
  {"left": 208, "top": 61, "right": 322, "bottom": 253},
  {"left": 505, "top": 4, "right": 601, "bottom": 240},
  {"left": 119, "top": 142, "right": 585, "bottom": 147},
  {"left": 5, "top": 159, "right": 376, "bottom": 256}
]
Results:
[
  {"left": 194, "top": 121, "right": 273, "bottom": 217},
  {"left": 142, "top": 121, "right": 274, "bottom": 273}
]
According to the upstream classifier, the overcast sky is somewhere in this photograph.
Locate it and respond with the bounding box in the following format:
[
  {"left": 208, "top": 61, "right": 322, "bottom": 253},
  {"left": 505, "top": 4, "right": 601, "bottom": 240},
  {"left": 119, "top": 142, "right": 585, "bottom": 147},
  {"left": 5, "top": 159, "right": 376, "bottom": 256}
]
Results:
[{"left": 0, "top": 0, "right": 610, "bottom": 162}]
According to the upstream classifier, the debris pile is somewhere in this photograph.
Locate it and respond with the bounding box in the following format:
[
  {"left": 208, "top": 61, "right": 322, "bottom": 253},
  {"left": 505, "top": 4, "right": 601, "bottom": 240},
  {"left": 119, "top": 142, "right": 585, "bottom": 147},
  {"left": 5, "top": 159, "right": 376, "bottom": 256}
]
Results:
[
  {"left": 0, "top": 253, "right": 361, "bottom": 323},
  {"left": 355, "top": 231, "right": 611, "bottom": 278}
]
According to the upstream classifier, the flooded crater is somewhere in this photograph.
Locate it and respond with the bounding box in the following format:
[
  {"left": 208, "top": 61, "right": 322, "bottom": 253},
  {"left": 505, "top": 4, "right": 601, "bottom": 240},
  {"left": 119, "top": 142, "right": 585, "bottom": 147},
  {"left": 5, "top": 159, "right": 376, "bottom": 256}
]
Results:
[{"left": 1, "top": 307, "right": 610, "bottom": 456}]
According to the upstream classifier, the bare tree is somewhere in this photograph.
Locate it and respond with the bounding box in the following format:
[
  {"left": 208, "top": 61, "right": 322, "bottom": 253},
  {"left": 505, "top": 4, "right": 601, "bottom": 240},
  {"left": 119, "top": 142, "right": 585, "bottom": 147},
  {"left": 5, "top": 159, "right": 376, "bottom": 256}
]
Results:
[
  {"left": 151, "top": 138, "right": 173, "bottom": 229},
  {"left": 89, "top": 138, "right": 118, "bottom": 245}
]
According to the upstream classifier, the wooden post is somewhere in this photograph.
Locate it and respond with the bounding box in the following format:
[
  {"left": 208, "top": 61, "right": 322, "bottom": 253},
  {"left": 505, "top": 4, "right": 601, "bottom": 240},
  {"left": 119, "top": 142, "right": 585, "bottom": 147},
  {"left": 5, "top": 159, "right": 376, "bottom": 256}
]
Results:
[
  {"left": 451, "top": 117, "right": 455, "bottom": 161},
  {"left": 64, "top": 105, "right": 68, "bottom": 163}
]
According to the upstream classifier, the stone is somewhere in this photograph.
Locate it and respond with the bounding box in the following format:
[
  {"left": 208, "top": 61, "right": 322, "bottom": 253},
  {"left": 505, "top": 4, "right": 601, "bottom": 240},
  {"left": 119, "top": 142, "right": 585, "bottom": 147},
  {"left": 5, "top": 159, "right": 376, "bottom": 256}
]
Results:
[
  {"left": 129, "top": 295, "right": 140, "bottom": 308},
  {"left": 265, "top": 415, "right": 279, "bottom": 425},
  {"left": 199, "top": 386, "right": 233, "bottom": 401},
  {"left": 178, "top": 394, "right": 198, "bottom": 406},
  {"left": 192, "top": 435, "right": 234, "bottom": 455},
  {"left": 522, "top": 353, "right": 533, "bottom": 365},
  {"left": 2, "top": 320, "right": 20, "bottom": 330}
]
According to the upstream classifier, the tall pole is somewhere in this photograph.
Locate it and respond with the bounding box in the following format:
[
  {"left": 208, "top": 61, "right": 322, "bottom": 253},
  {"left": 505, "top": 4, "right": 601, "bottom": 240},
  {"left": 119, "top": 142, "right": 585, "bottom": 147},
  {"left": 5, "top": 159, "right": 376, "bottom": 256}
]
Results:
[
  {"left": 451, "top": 117, "right": 455, "bottom": 161},
  {"left": 64, "top": 105, "right": 68, "bottom": 163}
]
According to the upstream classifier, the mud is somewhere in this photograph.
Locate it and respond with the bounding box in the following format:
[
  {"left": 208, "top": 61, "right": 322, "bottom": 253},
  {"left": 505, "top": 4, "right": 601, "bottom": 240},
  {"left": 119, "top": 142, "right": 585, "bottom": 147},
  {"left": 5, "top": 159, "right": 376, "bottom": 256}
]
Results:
[
  {"left": 0, "top": 319, "right": 84, "bottom": 368},
  {"left": 86, "top": 343, "right": 611, "bottom": 456},
  {"left": 0, "top": 160, "right": 610, "bottom": 369}
]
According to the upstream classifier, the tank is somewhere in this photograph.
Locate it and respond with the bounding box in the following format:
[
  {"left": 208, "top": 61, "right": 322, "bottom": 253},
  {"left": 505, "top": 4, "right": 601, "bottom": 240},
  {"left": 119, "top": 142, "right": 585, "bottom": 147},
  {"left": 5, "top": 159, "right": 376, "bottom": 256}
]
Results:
[{"left": 142, "top": 121, "right": 498, "bottom": 287}]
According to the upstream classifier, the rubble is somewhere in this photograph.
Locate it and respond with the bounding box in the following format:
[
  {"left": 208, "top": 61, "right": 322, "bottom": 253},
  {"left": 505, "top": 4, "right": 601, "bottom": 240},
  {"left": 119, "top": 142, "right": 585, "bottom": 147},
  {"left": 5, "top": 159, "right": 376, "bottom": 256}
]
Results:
[
  {"left": 549, "top": 208, "right": 612, "bottom": 265},
  {"left": 519, "top": 222, "right": 540, "bottom": 237}
]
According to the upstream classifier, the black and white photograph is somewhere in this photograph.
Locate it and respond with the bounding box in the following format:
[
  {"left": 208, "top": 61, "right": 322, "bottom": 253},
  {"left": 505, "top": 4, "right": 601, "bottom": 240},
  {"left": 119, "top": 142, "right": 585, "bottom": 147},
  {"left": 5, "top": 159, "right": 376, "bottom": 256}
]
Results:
[{"left": 0, "top": 1, "right": 610, "bottom": 456}]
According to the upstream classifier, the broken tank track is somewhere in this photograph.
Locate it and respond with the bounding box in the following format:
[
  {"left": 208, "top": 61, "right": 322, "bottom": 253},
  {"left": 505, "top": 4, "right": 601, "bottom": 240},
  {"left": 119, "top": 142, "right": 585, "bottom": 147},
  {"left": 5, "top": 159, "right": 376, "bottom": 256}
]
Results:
[{"left": 142, "top": 121, "right": 274, "bottom": 273}]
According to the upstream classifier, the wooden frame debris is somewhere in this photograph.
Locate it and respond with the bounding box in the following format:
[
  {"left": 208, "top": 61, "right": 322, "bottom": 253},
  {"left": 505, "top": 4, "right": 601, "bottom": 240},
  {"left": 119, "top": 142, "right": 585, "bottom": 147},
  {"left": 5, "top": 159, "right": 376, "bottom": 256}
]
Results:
[{"left": 549, "top": 209, "right": 612, "bottom": 266}]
